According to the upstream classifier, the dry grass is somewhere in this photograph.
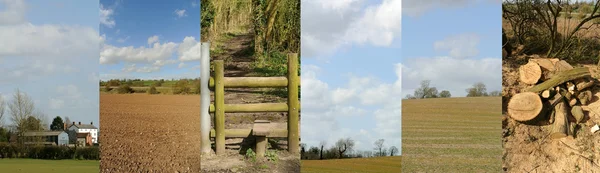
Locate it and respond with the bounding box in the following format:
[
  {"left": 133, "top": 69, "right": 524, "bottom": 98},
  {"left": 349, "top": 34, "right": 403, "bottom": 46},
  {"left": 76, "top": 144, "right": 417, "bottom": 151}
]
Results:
[
  {"left": 402, "top": 97, "right": 502, "bottom": 172},
  {"left": 301, "top": 156, "right": 401, "bottom": 173}
]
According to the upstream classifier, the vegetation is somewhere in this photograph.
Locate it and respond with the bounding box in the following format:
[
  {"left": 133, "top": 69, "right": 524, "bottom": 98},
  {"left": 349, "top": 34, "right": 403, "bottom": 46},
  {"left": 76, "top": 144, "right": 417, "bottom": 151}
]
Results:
[
  {"left": 0, "top": 159, "right": 98, "bottom": 172},
  {"left": 406, "top": 80, "right": 500, "bottom": 99},
  {"left": 49, "top": 116, "right": 64, "bottom": 131},
  {"left": 503, "top": 0, "right": 600, "bottom": 63},
  {"left": 0, "top": 143, "right": 99, "bottom": 160},
  {"left": 301, "top": 138, "right": 398, "bottom": 160}
]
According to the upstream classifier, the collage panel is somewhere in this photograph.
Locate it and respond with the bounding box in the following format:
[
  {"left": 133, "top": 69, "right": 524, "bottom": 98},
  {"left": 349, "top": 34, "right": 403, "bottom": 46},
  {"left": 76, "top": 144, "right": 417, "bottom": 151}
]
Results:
[
  {"left": 98, "top": 0, "right": 202, "bottom": 172},
  {"left": 503, "top": 0, "right": 600, "bottom": 172},
  {"left": 300, "top": 0, "right": 402, "bottom": 172},
  {"left": 401, "top": 0, "right": 502, "bottom": 172},
  {"left": 0, "top": 0, "right": 100, "bottom": 172},
  {"left": 199, "top": 0, "right": 301, "bottom": 172}
]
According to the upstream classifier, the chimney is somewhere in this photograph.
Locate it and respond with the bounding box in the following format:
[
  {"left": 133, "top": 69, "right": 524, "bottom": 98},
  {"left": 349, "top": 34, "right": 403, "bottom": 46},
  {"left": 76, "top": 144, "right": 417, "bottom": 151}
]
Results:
[
  {"left": 78, "top": 122, "right": 81, "bottom": 125},
  {"left": 91, "top": 122, "right": 93, "bottom": 125},
  {"left": 63, "top": 123, "right": 66, "bottom": 130},
  {"left": 72, "top": 122, "right": 75, "bottom": 125}
]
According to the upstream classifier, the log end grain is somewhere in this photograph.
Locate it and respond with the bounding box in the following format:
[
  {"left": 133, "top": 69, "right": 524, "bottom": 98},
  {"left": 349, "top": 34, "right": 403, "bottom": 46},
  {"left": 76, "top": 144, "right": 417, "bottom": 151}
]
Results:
[
  {"left": 519, "top": 61, "right": 543, "bottom": 85},
  {"left": 508, "top": 92, "right": 544, "bottom": 122}
]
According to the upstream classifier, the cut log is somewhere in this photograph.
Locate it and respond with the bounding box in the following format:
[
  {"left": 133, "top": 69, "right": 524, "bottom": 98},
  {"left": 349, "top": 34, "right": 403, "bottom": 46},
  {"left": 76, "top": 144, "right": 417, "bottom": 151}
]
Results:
[
  {"left": 578, "top": 90, "right": 592, "bottom": 105},
  {"left": 527, "top": 67, "right": 592, "bottom": 93},
  {"left": 571, "top": 105, "right": 585, "bottom": 123},
  {"left": 575, "top": 80, "right": 595, "bottom": 91},
  {"left": 550, "top": 100, "right": 569, "bottom": 139},
  {"left": 508, "top": 92, "right": 544, "bottom": 122},
  {"left": 555, "top": 60, "right": 574, "bottom": 71},
  {"left": 541, "top": 89, "right": 556, "bottom": 99},
  {"left": 548, "top": 93, "right": 564, "bottom": 124},
  {"left": 530, "top": 58, "right": 558, "bottom": 71},
  {"left": 519, "top": 62, "right": 543, "bottom": 85},
  {"left": 569, "top": 98, "right": 578, "bottom": 107}
]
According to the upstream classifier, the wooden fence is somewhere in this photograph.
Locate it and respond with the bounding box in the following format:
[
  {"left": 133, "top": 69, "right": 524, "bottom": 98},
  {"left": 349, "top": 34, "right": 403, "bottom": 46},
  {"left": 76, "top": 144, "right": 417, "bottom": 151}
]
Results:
[{"left": 207, "top": 53, "right": 300, "bottom": 155}]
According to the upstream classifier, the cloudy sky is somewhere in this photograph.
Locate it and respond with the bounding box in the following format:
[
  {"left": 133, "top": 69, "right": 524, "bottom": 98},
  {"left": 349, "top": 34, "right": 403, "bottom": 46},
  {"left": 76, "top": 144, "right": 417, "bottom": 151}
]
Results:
[
  {"left": 301, "top": 0, "right": 402, "bottom": 154},
  {"left": 402, "top": 0, "right": 502, "bottom": 97},
  {"left": 0, "top": 0, "right": 100, "bottom": 127},
  {"left": 99, "top": 0, "right": 200, "bottom": 80}
]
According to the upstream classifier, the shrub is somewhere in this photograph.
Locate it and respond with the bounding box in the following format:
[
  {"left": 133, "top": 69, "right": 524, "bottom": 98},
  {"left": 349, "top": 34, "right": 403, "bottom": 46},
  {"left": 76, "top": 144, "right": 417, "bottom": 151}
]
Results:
[
  {"left": 147, "top": 86, "right": 159, "bottom": 95},
  {"left": 117, "top": 85, "right": 134, "bottom": 94},
  {"left": 172, "top": 80, "right": 191, "bottom": 95},
  {"left": 0, "top": 143, "right": 98, "bottom": 160}
]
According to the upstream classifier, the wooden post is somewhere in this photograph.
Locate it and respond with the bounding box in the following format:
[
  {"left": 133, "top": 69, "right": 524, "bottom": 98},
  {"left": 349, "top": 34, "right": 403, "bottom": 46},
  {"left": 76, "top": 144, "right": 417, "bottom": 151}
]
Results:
[
  {"left": 287, "top": 53, "right": 299, "bottom": 154},
  {"left": 214, "top": 60, "right": 226, "bottom": 155},
  {"left": 200, "top": 42, "right": 211, "bottom": 154}
]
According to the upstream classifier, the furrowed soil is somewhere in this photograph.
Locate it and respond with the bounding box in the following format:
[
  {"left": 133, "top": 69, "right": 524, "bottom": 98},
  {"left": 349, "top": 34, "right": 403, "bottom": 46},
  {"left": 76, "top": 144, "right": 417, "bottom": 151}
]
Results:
[
  {"left": 502, "top": 55, "right": 600, "bottom": 172},
  {"left": 301, "top": 156, "right": 401, "bottom": 173},
  {"left": 402, "top": 97, "right": 502, "bottom": 172}
]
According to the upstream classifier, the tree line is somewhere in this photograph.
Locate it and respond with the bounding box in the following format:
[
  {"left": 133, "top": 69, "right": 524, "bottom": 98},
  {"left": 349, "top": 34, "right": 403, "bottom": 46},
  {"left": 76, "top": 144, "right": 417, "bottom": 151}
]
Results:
[
  {"left": 300, "top": 138, "right": 398, "bottom": 160},
  {"left": 405, "top": 80, "right": 500, "bottom": 99},
  {"left": 100, "top": 78, "right": 201, "bottom": 95}
]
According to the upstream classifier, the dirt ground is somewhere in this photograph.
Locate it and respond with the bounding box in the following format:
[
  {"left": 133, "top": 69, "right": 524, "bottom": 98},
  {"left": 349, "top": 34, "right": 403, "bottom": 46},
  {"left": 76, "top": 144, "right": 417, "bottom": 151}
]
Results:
[
  {"left": 99, "top": 94, "right": 202, "bottom": 172},
  {"left": 502, "top": 55, "right": 600, "bottom": 172}
]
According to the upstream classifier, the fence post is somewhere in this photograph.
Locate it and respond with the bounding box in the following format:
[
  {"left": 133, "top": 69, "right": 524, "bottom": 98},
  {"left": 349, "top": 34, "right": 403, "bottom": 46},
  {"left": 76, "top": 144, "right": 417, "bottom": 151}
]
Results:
[
  {"left": 287, "top": 53, "right": 299, "bottom": 154},
  {"left": 200, "top": 42, "right": 211, "bottom": 154},
  {"left": 214, "top": 60, "right": 226, "bottom": 155}
]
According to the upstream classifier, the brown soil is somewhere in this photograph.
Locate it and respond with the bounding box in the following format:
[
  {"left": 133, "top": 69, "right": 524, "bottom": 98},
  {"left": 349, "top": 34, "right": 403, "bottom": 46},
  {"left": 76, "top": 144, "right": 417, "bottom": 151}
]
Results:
[
  {"left": 502, "top": 54, "right": 600, "bottom": 172},
  {"left": 99, "top": 94, "right": 202, "bottom": 172}
]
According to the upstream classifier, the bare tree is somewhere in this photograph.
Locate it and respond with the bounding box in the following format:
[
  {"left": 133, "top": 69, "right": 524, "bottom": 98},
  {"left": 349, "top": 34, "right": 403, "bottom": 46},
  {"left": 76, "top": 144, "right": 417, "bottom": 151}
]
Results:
[
  {"left": 64, "top": 116, "right": 71, "bottom": 130},
  {"left": 0, "top": 94, "right": 6, "bottom": 127},
  {"left": 8, "top": 89, "right": 35, "bottom": 135},
  {"left": 374, "top": 139, "right": 385, "bottom": 157},
  {"left": 414, "top": 80, "right": 438, "bottom": 99},
  {"left": 466, "top": 82, "right": 488, "bottom": 97},
  {"left": 335, "top": 138, "right": 355, "bottom": 159},
  {"left": 389, "top": 146, "right": 398, "bottom": 156},
  {"left": 319, "top": 141, "right": 326, "bottom": 160}
]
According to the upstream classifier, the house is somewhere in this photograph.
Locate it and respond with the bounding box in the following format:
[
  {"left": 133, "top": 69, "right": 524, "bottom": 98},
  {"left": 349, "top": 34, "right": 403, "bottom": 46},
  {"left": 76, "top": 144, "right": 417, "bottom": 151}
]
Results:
[
  {"left": 76, "top": 133, "right": 92, "bottom": 147},
  {"left": 21, "top": 131, "right": 69, "bottom": 146},
  {"left": 68, "top": 122, "right": 98, "bottom": 144}
]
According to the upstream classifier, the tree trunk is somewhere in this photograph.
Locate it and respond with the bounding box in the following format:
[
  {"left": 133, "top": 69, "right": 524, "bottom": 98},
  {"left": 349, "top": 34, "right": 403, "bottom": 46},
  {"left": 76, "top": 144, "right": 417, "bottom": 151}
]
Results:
[
  {"left": 550, "top": 100, "right": 569, "bottom": 139},
  {"left": 527, "top": 67, "right": 591, "bottom": 93},
  {"left": 507, "top": 92, "right": 544, "bottom": 122},
  {"left": 319, "top": 145, "right": 323, "bottom": 160}
]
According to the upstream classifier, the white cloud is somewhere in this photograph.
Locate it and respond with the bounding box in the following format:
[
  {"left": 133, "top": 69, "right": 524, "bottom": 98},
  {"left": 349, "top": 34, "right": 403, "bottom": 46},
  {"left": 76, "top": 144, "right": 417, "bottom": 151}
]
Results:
[
  {"left": 100, "top": 40, "right": 178, "bottom": 65},
  {"left": 178, "top": 62, "right": 186, "bottom": 68},
  {"left": 147, "top": 35, "right": 159, "bottom": 45},
  {"left": 401, "top": 56, "right": 501, "bottom": 97},
  {"left": 116, "top": 36, "right": 130, "bottom": 43},
  {"left": 175, "top": 9, "right": 186, "bottom": 18},
  {"left": 0, "top": 0, "right": 26, "bottom": 25},
  {"left": 178, "top": 36, "right": 200, "bottom": 61},
  {"left": 434, "top": 33, "right": 480, "bottom": 58},
  {"left": 301, "top": 64, "right": 401, "bottom": 151},
  {"left": 100, "top": 4, "right": 115, "bottom": 28},
  {"left": 302, "top": 0, "right": 401, "bottom": 58},
  {"left": 191, "top": 1, "right": 198, "bottom": 7},
  {"left": 122, "top": 64, "right": 161, "bottom": 73}
]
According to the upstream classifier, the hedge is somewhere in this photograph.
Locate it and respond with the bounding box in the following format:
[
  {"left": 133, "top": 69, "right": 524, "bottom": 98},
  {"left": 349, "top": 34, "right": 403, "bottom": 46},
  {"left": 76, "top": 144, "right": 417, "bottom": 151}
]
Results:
[{"left": 0, "top": 143, "right": 99, "bottom": 160}]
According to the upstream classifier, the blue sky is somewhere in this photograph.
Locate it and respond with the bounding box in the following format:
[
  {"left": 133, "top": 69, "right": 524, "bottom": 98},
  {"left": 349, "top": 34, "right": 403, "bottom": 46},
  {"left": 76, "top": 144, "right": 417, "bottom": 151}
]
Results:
[
  {"left": 100, "top": 0, "right": 201, "bottom": 80},
  {"left": 301, "top": 0, "right": 402, "bottom": 155},
  {"left": 0, "top": 0, "right": 100, "bottom": 128},
  {"left": 402, "top": 0, "right": 502, "bottom": 98}
]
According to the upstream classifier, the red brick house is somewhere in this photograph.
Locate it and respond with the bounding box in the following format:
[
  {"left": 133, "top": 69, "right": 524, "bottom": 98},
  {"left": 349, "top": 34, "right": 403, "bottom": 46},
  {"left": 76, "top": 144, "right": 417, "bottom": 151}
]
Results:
[{"left": 76, "top": 133, "right": 92, "bottom": 147}]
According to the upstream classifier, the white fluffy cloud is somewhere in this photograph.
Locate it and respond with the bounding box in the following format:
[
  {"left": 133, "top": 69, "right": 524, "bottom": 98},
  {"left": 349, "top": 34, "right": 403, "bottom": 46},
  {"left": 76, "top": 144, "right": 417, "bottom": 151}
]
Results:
[
  {"left": 174, "top": 9, "right": 186, "bottom": 18},
  {"left": 100, "top": 4, "right": 115, "bottom": 28},
  {"left": 100, "top": 37, "right": 178, "bottom": 64},
  {"left": 434, "top": 33, "right": 480, "bottom": 58},
  {"left": 0, "top": 0, "right": 26, "bottom": 25},
  {"left": 301, "top": 64, "right": 402, "bottom": 151},
  {"left": 302, "top": 0, "right": 401, "bottom": 58},
  {"left": 147, "top": 35, "right": 159, "bottom": 45},
  {"left": 402, "top": 56, "right": 501, "bottom": 97},
  {"left": 178, "top": 36, "right": 201, "bottom": 61}
]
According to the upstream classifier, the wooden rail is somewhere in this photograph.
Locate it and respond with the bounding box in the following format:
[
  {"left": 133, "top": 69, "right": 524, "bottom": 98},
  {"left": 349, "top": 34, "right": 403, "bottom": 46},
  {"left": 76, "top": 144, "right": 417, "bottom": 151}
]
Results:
[{"left": 211, "top": 53, "right": 300, "bottom": 155}]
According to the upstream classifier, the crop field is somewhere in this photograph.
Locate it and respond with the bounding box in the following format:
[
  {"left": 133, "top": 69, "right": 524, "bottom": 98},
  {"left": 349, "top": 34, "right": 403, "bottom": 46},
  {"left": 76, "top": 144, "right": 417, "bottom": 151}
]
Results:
[
  {"left": 99, "top": 94, "right": 201, "bottom": 172},
  {"left": 0, "top": 159, "right": 98, "bottom": 172},
  {"left": 402, "top": 97, "right": 502, "bottom": 172},
  {"left": 301, "top": 156, "right": 401, "bottom": 173}
]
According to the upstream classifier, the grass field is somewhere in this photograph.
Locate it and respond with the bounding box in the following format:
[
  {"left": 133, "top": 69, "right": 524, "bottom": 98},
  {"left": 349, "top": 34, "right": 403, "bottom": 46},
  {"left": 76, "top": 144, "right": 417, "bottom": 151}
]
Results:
[
  {"left": 0, "top": 159, "right": 99, "bottom": 172},
  {"left": 402, "top": 97, "right": 501, "bottom": 172},
  {"left": 301, "top": 156, "right": 401, "bottom": 173}
]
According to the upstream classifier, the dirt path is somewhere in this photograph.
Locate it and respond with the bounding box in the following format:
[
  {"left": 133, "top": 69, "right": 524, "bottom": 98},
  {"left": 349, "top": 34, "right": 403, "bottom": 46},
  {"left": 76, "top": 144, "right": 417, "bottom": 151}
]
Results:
[{"left": 201, "top": 30, "right": 300, "bottom": 173}]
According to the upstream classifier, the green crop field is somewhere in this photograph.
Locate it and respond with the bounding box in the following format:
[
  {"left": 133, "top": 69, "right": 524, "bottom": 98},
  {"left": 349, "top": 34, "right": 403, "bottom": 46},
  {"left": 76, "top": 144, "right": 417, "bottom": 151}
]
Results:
[
  {"left": 0, "top": 159, "right": 99, "bottom": 172},
  {"left": 402, "top": 97, "right": 502, "bottom": 172},
  {"left": 301, "top": 156, "right": 401, "bottom": 173}
]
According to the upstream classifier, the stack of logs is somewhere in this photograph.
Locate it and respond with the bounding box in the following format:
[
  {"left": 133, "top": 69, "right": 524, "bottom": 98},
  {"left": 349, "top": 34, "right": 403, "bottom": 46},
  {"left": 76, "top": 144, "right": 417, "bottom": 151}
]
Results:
[{"left": 508, "top": 58, "right": 597, "bottom": 139}]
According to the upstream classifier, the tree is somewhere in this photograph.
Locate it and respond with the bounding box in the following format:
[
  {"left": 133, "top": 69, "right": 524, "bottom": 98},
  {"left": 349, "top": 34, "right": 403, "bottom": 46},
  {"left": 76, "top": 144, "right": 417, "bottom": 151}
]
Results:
[
  {"left": 414, "top": 80, "right": 438, "bottom": 99},
  {"left": 374, "top": 139, "right": 385, "bottom": 157},
  {"left": 8, "top": 89, "right": 35, "bottom": 135},
  {"left": 300, "top": 143, "right": 307, "bottom": 159},
  {"left": 439, "top": 90, "right": 451, "bottom": 98},
  {"left": 0, "top": 94, "right": 5, "bottom": 127},
  {"left": 64, "top": 116, "right": 71, "bottom": 128},
  {"left": 147, "top": 85, "right": 159, "bottom": 95},
  {"left": 389, "top": 146, "right": 398, "bottom": 156},
  {"left": 319, "top": 141, "right": 326, "bottom": 160},
  {"left": 21, "top": 116, "right": 43, "bottom": 131},
  {"left": 489, "top": 90, "right": 501, "bottom": 97},
  {"left": 466, "top": 82, "right": 488, "bottom": 97},
  {"left": 335, "top": 138, "right": 355, "bottom": 159},
  {"left": 404, "top": 94, "right": 416, "bottom": 99},
  {"left": 50, "top": 116, "right": 64, "bottom": 131}
]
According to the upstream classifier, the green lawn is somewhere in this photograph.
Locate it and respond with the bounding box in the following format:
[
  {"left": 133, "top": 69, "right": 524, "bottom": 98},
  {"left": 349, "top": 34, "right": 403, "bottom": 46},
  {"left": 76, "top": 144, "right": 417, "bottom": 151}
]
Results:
[{"left": 0, "top": 159, "right": 98, "bottom": 172}]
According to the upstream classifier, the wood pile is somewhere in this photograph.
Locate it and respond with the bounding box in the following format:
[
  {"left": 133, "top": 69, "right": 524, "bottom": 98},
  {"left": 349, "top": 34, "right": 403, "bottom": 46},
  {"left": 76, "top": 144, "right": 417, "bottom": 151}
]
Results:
[{"left": 508, "top": 58, "right": 598, "bottom": 139}]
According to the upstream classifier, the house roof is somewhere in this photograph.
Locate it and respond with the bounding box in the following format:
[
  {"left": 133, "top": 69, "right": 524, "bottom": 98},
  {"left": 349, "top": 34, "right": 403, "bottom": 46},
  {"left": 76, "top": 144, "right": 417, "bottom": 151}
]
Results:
[
  {"left": 76, "top": 133, "right": 90, "bottom": 138},
  {"left": 23, "top": 131, "right": 66, "bottom": 137},
  {"left": 69, "top": 123, "right": 98, "bottom": 129}
]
